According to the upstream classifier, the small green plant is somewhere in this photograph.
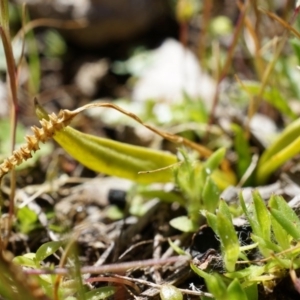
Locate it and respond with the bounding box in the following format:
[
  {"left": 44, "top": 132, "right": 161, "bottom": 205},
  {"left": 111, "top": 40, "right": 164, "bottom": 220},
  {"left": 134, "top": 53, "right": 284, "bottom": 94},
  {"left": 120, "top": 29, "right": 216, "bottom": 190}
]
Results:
[
  {"left": 193, "top": 191, "right": 300, "bottom": 300},
  {"left": 0, "top": 100, "right": 236, "bottom": 187},
  {"left": 13, "top": 241, "right": 116, "bottom": 299},
  {"left": 3, "top": 0, "right": 300, "bottom": 299},
  {"left": 170, "top": 147, "right": 226, "bottom": 232},
  {"left": 256, "top": 116, "right": 300, "bottom": 184}
]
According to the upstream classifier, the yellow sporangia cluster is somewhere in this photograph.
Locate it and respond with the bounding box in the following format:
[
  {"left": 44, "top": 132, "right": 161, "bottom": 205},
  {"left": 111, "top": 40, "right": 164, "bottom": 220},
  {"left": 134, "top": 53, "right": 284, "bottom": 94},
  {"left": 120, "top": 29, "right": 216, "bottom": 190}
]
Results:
[{"left": 0, "top": 110, "right": 74, "bottom": 178}]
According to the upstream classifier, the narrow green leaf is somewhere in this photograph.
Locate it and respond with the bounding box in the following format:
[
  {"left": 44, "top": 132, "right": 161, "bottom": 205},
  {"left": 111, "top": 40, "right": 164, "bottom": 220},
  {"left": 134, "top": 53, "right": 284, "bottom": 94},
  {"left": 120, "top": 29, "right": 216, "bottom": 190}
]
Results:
[
  {"left": 217, "top": 211, "right": 240, "bottom": 272},
  {"left": 218, "top": 200, "right": 232, "bottom": 223},
  {"left": 203, "top": 147, "right": 226, "bottom": 176},
  {"left": 252, "top": 190, "right": 270, "bottom": 241},
  {"left": 251, "top": 234, "right": 281, "bottom": 256},
  {"left": 27, "top": 32, "right": 41, "bottom": 94},
  {"left": 243, "top": 284, "right": 258, "bottom": 300},
  {"left": 269, "top": 195, "right": 300, "bottom": 238},
  {"left": 191, "top": 263, "right": 227, "bottom": 299},
  {"left": 226, "top": 279, "right": 248, "bottom": 300},
  {"left": 270, "top": 208, "right": 300, "bottom": 240},
  {"left": 85, "top": 287, "right": 116, "bottom": 300},
  {"left": 13, "top": 255, "right": 37, "bottom": 268},
  {"left": 205, "top": 211, "right": 218, "bottom": 234},
  {"left": 243, "top": 82, "right": 297, "bottom": 120},
  {"left": 256, "top": 117, "right": 300, "bottom": 184},
  {"left": 35, "top": 102, "right": 177, "bottom": 184},
  {"left": 266, "top": 255, "right": 290, "bottom": 270},
  {"left": 268, "top": 194, "right": 280, "bottom": 209},
  {"left": 231, "top": 124, "right": 252, "bottom": 183},
  {"left": 239, "top": 192, "right": 261, "bottom": 236},
  {"left": 17, "top": 206, "right": 38, "bottom": 234},
  {"left": 190, "top": 263, "right": 210, "bottom": 280},
  {"left": 204, "top": 273, "right": 228, "bottom": 300},
  {"left": 225, "top": 265, "right": 265, "bottom": 280},
  {"left": 256, "top": 135, "right": 300, "bottom": 184},
  {"left": 168, "top": 238, "right": 189, "bottom": 257},
  {"left": 291, "top": 38, "right": 300, "bottom": 65},
  {"left": 202, "top": 176, "right": 220, "bottom": 213},
  {"left": 36, "top": 240, "right": 63, "bottom": 262},
  {"left": 271, "top": 214, "right": 291, "bottom": 250}
]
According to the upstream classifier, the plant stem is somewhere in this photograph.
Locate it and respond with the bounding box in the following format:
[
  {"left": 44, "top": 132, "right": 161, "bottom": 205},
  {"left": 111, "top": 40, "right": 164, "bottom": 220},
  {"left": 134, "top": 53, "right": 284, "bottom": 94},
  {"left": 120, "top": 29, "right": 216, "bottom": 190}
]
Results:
[
  {"left": 0, "top": 1, "right": 18, "bottom": 248},
  {"left": 206, "top": 0, "right": 249, "bottom": 136}
]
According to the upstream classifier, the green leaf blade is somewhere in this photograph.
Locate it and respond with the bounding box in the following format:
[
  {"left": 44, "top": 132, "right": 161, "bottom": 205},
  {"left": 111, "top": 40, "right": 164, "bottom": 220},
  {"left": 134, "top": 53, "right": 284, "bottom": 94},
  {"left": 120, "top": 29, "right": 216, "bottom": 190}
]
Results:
[
  {"left": 203, "top": 147, "right": 226, "bottom": 176},
  {"left": 226, "top": 279, "right": 248, "bottom": 300},
  {"left": 35, "top": 101, "right": 177, "bottom": 184},
  {"left": 85, "top": 286, "right": 116, "bottom": 300},
  {"left": 54, "top": 127, "right": 177, "bottom": 183},
  {"left": 202, "top": 176, "right": 220, "bottom": 213},
  {"left": 217, "top": 211, "right": 240, "bottom": 272},
  {"left": 269, "top": 195, "right": 300, "bottom": 241},
  {"left": 270, "top": 208, "right": 300, "bottom": 241},
  {"left": 36, "top": 241, "right": 64, "bottom": 263},
  {"left": 252, "top": 190, "right": 271, "bottom": 241}
]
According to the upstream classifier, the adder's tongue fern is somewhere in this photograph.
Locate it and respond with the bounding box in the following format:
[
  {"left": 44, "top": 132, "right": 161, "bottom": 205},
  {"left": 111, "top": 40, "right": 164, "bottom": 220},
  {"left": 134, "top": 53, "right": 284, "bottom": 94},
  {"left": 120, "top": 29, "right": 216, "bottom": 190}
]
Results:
[
  {"left": 0, "top": 100, "right": 236, "bottom": 186},
  {"left": 0, "top": 109, "right": 75, "bottom": 179}
]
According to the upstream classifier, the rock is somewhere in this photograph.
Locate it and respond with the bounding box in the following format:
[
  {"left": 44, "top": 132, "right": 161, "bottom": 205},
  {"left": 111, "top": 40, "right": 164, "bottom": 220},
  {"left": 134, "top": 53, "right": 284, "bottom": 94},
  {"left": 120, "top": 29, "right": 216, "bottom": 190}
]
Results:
[
  {"left": 74, "top": 59, "right": 109, "bottom": 97},
  {"left": 13, "top": 0, "right": 169, "bottom": 47},
  {"left": 132, "top": 39, "right": 216, "bottom": 107},
  {"left": 249, "top": 113, "right": 278, "bottom": 148}
]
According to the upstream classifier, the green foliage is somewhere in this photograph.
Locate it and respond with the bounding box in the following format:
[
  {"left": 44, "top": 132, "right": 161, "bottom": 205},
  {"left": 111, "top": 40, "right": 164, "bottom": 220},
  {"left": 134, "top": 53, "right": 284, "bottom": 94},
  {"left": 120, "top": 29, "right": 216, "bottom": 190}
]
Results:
[
  {"left": 169, "top": 92, "right": 208, "bottom": 125},
  {"left": 206, "top": 201, "right": 240, "bottom": 272},
  {"left": 171, "top": 148, "right": 224, "bottom": 232},
  {"left": 256, "top": 117, "right": 300, "bottom": 184},
  {"left": 16, "top": 206, "right": 39, "bottom": 234},
  {"left": 241, "top": 81, "right": 297, "bottom": 120},
  {"left": 13, "top": 242, "right": 115, "bottom": 300},
  {"left": 26, "top": 27, "right": 40, "bottom": 94},
  {"left": 84, "top": 287, "right": 116, "bottom": 300},
  {"left": 269, "top": 195, "right": 300, "bottom": 241},
  {"left": 231, "top": 124, "right": 252, "bottom": 184},
  {"left": 191, "top": 263, "right": 254, "bottom": 300},
  {"left": 36, "top": 241, "right": 64, "bottom": 262},
  {"left": 195, "top": 190, "right": 300, "bottom": 299},
  {"left": 3, "top": 1, "right": 300, "bottom": 299},
  {"left": 0, "top": 255, "right": 43, "bottom": 300},
  {"left": 168, "top": 238, "right": 190, "bottom": 256},
  {"left": 35, "top": 102, "right": 177, "bottom": 184},
  {"left": 216, "top": 203, "right": 240, "bottom": 272},
  {"left": 44, "top": 30, "right": 66, "bottom": 57},
  {"left": 226, "top": 279, "right": 249, "bottom": 300}
]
